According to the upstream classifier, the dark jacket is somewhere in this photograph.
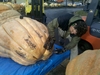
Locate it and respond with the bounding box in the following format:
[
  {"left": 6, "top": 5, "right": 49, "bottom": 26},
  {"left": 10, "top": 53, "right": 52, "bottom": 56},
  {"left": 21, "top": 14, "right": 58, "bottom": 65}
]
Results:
[{"left": 57, "top": 13, "right": 73, "bottom": 31}]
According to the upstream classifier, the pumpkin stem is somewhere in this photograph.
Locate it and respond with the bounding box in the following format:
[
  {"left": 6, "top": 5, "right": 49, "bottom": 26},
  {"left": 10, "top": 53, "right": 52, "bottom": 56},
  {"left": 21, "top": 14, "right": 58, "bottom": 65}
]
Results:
[{"left": 20, "top": 16, "right": 23, "bottom": 19}]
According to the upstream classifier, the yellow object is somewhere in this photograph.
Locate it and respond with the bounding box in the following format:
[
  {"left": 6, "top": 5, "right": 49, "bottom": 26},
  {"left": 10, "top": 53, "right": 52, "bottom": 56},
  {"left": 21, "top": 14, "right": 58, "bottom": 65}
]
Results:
[
  {"left": 25, "top": 0, "right": 44, "bottom": 15},
  {"left": 25, "top": 0, "right": 31, "bottom": 15}
]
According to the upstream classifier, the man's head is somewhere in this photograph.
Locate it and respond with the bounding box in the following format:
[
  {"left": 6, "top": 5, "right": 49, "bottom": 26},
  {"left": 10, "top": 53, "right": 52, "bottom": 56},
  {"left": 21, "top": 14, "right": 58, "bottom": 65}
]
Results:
[{"left": 69, "top": 20, "right": 88, "bottom": 37}]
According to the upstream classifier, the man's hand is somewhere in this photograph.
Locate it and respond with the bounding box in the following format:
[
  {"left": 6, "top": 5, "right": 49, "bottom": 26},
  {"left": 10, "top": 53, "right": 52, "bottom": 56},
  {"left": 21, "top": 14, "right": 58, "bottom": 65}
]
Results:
[{"left": 54, "top": 49, "right": 68, "bottom": 54}]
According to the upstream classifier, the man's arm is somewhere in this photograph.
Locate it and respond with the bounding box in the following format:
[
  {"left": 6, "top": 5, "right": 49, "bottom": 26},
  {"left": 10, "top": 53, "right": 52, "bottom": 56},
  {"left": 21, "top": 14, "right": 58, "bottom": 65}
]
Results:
[
  {"left": 47, "top": 18, "right": 59, "bottom": 38},
  {"left": 64, "top": 36, "right": 80, "bottom": 50},
  {"left": 44, "top": 18, "right": 59, "bottom": 50}
]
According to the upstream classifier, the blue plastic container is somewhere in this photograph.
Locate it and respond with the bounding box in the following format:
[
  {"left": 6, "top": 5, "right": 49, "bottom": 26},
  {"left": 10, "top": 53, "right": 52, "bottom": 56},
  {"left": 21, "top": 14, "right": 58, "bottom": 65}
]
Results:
[{"left": 0, "top": 44, "right": 70, "bottom": 75}]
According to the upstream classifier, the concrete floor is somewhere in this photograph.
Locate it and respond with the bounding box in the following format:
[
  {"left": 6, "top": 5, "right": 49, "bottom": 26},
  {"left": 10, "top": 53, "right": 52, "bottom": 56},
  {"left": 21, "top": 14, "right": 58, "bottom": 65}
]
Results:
[
  {"left": 45, "top": 7, "right": 82, "bottom": 24},
  {"left": 46, "top": 58, "right": 69, "bottom": 75}
]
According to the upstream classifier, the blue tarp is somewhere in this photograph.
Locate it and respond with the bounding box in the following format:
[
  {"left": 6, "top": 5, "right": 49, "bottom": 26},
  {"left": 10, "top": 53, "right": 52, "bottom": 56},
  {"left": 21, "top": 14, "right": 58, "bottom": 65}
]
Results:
[{"left": 0, "top": 44, "right": 70, "bottom": 75}]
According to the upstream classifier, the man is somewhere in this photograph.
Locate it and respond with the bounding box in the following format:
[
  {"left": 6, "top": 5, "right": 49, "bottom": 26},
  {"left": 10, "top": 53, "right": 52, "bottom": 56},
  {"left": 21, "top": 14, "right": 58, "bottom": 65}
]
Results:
[{"left": 46, "top": 13, "right": 87, "bottom": 60}]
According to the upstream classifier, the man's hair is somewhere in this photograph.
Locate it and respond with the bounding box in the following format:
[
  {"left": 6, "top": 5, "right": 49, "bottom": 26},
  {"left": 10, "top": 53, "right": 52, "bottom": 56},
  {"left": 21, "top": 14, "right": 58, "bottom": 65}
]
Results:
[{"left": 74, "top": 20, "right": 88, "bottom": 37}]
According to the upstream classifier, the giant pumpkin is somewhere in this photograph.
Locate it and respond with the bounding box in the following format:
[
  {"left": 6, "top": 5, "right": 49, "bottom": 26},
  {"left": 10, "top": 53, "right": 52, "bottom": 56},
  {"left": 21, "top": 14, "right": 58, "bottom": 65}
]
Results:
[
  {"left": 0, "top": 3, "right": 23, "bottom": 13},
  {"left": 0, "top": 10, "right": 53, "bottom": 65},
  {"left": 0, "top": 4, "right": 12, "bottom": 13},
  {"left": 66, "top": 50, "right": 100, "bottom": 75}
]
